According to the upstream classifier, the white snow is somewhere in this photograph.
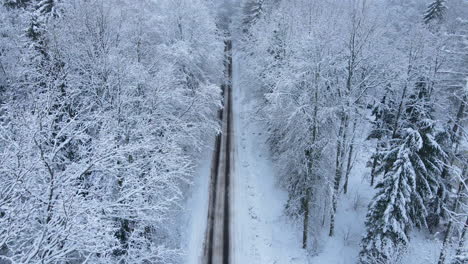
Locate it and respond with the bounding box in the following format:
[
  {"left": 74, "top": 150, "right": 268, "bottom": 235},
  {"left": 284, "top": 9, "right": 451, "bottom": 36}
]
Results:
[
  {"left": 308, "top": 153, "right": 374, "bottom": 264},
  {"left": 231, "top": 49, "right": 308, "bottom": 264},
  {"left": 183, "top": 145, "right": 213, "bottom": 264}
]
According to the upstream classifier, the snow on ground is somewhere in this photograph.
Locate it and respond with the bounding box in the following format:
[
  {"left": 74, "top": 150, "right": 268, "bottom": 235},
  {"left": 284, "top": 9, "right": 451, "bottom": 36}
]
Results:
[
  {"left": 306, "top": 133, "right": 444, "bottom": 264},
  {"left": 183, "top": 144, "right": 213, "bottom": 264},
  {"left": 231, "top": 49, "right": 308, "bottom": 264},
  {"left": 306, "top": 138, "right": 444, "bottom": 264},
  {"left": 309, "top": 146, "right": 374, "bottom": 264},
  {"left": 402, "top": 232, "right": 443, "bottom": 264}
]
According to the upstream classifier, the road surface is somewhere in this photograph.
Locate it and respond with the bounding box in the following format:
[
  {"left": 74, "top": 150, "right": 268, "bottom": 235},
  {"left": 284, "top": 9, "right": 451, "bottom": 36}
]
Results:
[{"left": 203, "top": 40, "right": 233, "bottom": 264}]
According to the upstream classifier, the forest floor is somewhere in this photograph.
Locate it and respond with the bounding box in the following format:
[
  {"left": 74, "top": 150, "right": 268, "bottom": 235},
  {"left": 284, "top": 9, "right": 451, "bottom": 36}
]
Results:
[{"left": 230, "top": 46, "right": 308, "bottom": 264}]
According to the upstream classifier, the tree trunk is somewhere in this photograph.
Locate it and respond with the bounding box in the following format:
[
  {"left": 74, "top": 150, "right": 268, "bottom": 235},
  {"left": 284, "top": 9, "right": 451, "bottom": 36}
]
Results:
[
  {"left": 441, "top": 95, "right": 466, "bottom": 180},
  {"left": 438, "top": 96, "right": 466, "bottom": 262},
  {"left": 330, "top": 114, "right": 348, "bottom": 237},
  {"left": 438, "top": 166, "right": 466, "bottom": 264},
  {"left": 438, "top": 220, "right": 454, "bottom": 264},
  {"left": 370, "top": 145, "right": 379, "bottom": 186},
  {"left": 392, "top": 84, "right": 408, "bottom": 139},
  {"left": 452, "top": 216, "right": 468, "bottom": 264},
  {"left": 302, "top": 71, "right": 320, "bottom": 247},
  {"left": 302, "top": 188, "right": 310, "bottom": 249},
  {"left": 343, "top": 117, "right": 357, "bottom": 194}
]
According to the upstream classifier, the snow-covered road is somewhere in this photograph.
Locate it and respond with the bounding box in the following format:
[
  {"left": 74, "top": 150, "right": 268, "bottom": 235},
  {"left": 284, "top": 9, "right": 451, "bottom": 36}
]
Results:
[{"left": 202, "top": 40, "right": 233, "bottom": 264}]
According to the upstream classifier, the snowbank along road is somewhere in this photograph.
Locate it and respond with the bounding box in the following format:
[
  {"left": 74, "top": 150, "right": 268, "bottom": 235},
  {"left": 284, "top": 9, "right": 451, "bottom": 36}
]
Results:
[{"left": 203, "top": 40, "right": 233, "bottom": 264}]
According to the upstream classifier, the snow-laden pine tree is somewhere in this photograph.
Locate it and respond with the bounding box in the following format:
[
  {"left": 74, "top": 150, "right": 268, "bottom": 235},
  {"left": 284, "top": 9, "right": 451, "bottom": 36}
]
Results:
[
  {"left": 241, "top": 0, "right": 266, "bottom": 33},
  {"left": 359, "top": 128, "right": 420, "bottom": 263},
  {"left": 360, "top": 79, "right": 447, "bottom": 263},
  {"left": 406, "top": 79, "right": 448, "bottom": 226},
  {"left": 367, "top": 87, "right": 398, "bottom": 186},
  {"left": 2, "top": 0, "right": 33, "bottom": 8},
  {"left": 424, "top": 0, "right": 447, "bottom": 24},
  {"left": 359, "top": 127, "right": 445, "bottom": 263}
]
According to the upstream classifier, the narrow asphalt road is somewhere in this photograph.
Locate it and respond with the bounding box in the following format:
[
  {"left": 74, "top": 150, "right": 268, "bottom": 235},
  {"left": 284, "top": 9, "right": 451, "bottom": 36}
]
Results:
[{"left": 203, "top": 40, "right": 233, "bottom": 264}]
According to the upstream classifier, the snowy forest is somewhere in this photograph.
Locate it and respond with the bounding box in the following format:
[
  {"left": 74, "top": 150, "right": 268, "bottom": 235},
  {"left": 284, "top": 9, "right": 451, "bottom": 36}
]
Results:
[{"left": 0, "top": 0, "right": 467, "bottom": 264}]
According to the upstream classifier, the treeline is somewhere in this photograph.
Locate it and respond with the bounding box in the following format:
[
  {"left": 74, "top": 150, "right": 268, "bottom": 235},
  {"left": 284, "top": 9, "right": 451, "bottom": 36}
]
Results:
[
  {"left": 240, "top": 0, "right": 467, "bottom": 263},
  {"left": 0, "top": 0, "right": 224, "bottom": 263}
]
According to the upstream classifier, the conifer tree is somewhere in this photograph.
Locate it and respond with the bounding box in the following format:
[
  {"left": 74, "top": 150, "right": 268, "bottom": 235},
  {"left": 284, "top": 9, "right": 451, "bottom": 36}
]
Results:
[
  {"left": 360, "top": 127, "right": 423, "bottom": 263},
  {"left": 367, "top": 87, "right": 398, "bottom": 186},
  {"left": 406, "top": 78, "right": 447, "bottom": 227},
  {"left": 424, "top": 0, "right": 447, "bottom": 24},
  {"left": 360, "top": 80, "right": 447, "bottom": 263},
  {"left": 242, "top": 0, "right": 264, "bottom": 32}
]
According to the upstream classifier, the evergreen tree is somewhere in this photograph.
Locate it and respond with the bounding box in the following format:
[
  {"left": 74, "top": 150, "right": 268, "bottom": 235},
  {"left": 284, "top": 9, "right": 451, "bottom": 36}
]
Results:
[
  {"left": 360, "top": 81, "right": 447, "bottom": 263},
  {"left": 367, "top": 87, "right": 398, "bottom": 186},
  {"left": 2, "top": 0, "right": 34, "bottom": 8},
  {"left": 36, "top": 0, "right": 55, "bottom": 16},
  {"left": 424, "top": 0, "right": 447, "bottom": 24},
  {"left": 405, "top": 77, "right": 447, "bottom": 228},
  {"left": 242, "top": 0, "right": 264, "bottom": 32},
  {"left": 360, "top": 127, "right": 422, "bottom": 263}
]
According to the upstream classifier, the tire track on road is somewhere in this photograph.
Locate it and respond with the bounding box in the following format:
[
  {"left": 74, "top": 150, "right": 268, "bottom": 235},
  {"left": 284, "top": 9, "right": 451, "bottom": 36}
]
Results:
[{"left": 204, "top": 39, "right": 233, "bottom": 264}]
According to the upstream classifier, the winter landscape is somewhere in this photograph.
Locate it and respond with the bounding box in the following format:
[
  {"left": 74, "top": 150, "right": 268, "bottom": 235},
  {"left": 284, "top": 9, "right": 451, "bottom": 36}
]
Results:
[{"left": 0, "top": 0, "right": 467, "bottom": 263}]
